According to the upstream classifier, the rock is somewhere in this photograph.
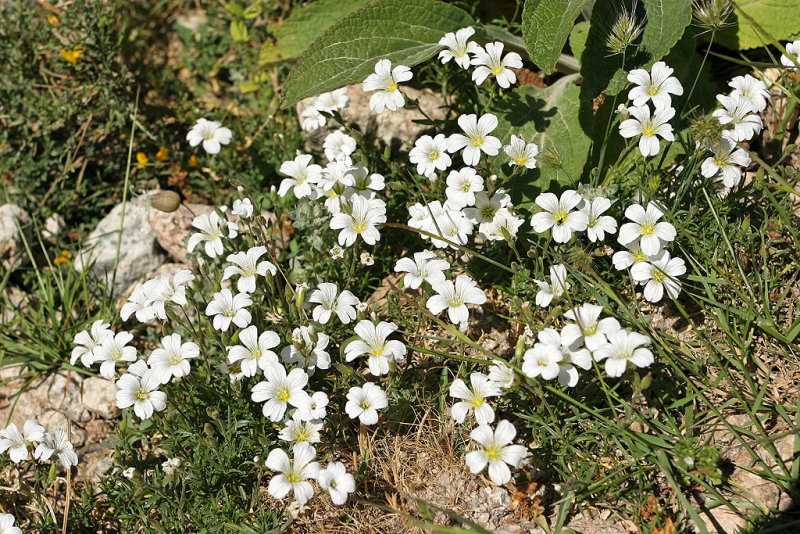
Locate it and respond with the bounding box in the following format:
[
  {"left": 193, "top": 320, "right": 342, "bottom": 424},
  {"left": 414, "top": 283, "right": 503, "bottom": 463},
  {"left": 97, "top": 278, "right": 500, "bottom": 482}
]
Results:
[
  {"left": 148, "top": 203, "right": 214, "bottom": 263},
  {"left": 296, "top": 84, "right": 447, "bottom": 154},
  {"left": 42, "top": 212, "right": 66, "bottom": 241},
  {"left": 81, "top": 377, "right": 118, "bottom": 419},
  {"left": 0, "top": 203, "right": 32, "bottom": 270},
  {"left": 0, "top": 286, "right": 30, "bottom": 324},
  {"left": 78, "top": 442, "right": 115, "bottom": 483},
  {"left": 74, "top": 193, "right": 167, "bottom": 297}
]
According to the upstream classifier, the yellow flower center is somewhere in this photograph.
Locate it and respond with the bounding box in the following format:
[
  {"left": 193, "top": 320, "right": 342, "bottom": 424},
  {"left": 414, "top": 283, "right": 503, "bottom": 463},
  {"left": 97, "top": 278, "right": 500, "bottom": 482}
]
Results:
[
  {"left": 633, "top": 250, "right": 649, "bottom": 263},
  {"left": 429, "top": 150, "right": 439, "bottom": 160},
  {"left": 135, "top": 388, "right": 148, "bottom": 402},
  {"left": 491, "top": 65, "right": 505, "bottom": 76},
  {"left": 485, "top": 444, "right": 502, "bottom": 462},
  {"left": 359, "top": 400, "right": 371, "bottom": 410},
  {"left": 223, "top": 309, "right": 236, "bottom": 317},
  {"left": 352, "top": 222, "right": 367, "bottom": 233},
  {"left": 652, "top": 269, "right": 666, "bottom": 283},
  {"left": 387, "top": 80, "right": 398, "bottom": 92},
  {"left": 514, "top": 156, "right": 527, "bottom": 165},
  {"left": 470, "top": 396, "right": 484, "bottom": 409},
  {"left": 640, "top": 222, "right": 655, "bottom": 235},
  {"left": 169, "top": 353, "right": 182, "bottom": 366},
  {"left": 276, "top": 386, "right": 291, "bottom": 403},
  {"left": 553, "top": 208, "right": 569, "bottom": 225},
  {"left": 111, "top": 349, "right": 122, "bottom": 361},
  {"left": 470, "top": 135, "right": 484, "bottom": 147},
  {"left": 249, "top": 349, "right": 262, "bottom": 360},
  {"left": 460, "top": 182, "right": 472, "bottom": 192}
]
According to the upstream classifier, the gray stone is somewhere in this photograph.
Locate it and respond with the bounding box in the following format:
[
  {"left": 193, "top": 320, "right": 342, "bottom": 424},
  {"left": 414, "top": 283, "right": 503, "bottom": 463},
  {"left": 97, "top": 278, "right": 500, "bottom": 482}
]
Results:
[
  {"left": 296, "top": 84, "right": 447, "bottom": 154},
  {"left": 148, "top": 203, "right": 214, "bottom": 263},
  {"left": 81, "top": 377, "right": 118, "bottom": 419},
  {"left": 0, "top": 203, "right": 32, "bottom": 270},
  {"left": 74, "top": 193, "right": 166, "bottom": 297}
]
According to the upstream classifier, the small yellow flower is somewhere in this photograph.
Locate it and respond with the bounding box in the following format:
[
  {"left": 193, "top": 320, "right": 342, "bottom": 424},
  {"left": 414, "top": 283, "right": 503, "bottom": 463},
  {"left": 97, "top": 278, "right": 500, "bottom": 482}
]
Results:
[
  {"left": 188, "top": 154, "right": 199, "bottom": 167},
  {"left": 53, "top": 250, "right": 71, "bottom": 267},
  {"left": 47, "top": 14, "right": 60, "bottom": 26},
  {"left": 60, "top": 46, "right": 83, "bottom": 64},
  {"left": 156, "top": 146, "right": 169, "bottom": 162},
  {"left": 136, "top": 152, "right": 149, "bottom": 169}
]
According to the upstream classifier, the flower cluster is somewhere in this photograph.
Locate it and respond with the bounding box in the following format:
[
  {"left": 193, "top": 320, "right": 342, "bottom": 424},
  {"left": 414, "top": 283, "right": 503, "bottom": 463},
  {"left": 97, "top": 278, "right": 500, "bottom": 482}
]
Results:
[{"left": 0, "top": 419, "right": 78, "bottom": 469}]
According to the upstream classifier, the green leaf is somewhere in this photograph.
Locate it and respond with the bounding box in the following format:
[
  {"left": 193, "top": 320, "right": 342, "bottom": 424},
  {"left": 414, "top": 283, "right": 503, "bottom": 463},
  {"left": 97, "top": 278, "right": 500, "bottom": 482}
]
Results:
[
  {"left": 230, "top": 19, "right": 249, "bottom": 43},
  {"left": 578, "top": 0, "right": 691, "bottom": 99},
  {"left": 280, "top": 0, "right": 473, "bottom": 109},
  {"left": 258, "top": 0, "right": 371, "bottom": 66},
  {"left": 225, "top": 3, "right": 244, "bottom": 18},
  {"left": 522, "top": 0, "right": 589, "bottom": 73},
  {"left": 242, "top": 3, "right": 262, "bottom": 19},
  {"left": 238, "top": 81, "right": 259, "bottom": 93},
  {"left": 568, "top": 20, "right": 590, "bottom": 66},
  {"left": 717, "top": 0, "right": 800, "bottom": 50},
  {"left": 491, "top": 74, "right": 592, "bottom": 202}
]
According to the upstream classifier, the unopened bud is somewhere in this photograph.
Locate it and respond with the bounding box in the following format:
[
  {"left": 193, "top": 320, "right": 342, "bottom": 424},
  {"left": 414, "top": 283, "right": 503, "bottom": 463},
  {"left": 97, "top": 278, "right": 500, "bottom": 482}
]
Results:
[{"left": 151, "top": 190, "right": 182, "bottom": 213}]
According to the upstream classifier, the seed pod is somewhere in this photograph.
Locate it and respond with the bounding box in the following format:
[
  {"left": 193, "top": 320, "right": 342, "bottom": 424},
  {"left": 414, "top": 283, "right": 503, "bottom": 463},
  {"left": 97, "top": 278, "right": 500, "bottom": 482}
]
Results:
[{"left": 151, "top": 190, "right": 182, "bottom": 213}]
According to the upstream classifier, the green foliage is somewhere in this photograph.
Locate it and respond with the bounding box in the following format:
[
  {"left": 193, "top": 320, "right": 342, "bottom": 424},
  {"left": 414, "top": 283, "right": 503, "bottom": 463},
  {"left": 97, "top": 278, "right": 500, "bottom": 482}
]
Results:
[
  {"left": 568, "top": 20, "right": 590, "bottom": 66},
  {"left": 578, "top": 0, "right": 692, "bottom": 99},
  {"left": 716, "top": 0, "right": 800, "bottom": 50},
  {"left": 259, "top": 0, "right": 371, "bottom": 65},
  {"left": 522, "top": 0, "right": 589, "bottom": 74},
  {"left": 491, "top": 75, "right": 592, "bottom": 201},
  {"left": 280, "top": 0, "right": 474, "bottom": 108}
]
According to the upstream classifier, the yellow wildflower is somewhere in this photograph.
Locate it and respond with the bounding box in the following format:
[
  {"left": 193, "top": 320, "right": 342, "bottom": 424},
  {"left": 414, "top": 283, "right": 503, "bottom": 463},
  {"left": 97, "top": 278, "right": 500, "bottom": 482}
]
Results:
[
  {"left": 47, "top": 14, "right": 60, "bottom": 26},
  {"left": 60, "top": 46, "right": 83, "bottom": 64},
  {"left": 188, "top": 154, "right": 198, "bottom": 167},
  {"left": 53, "top": 250, "right": 71, "bottom": 266},
  {"left": 156, "top": 146, "right": 169, "bottom": 162},
  {"left": 136, "top": 152, "right": 149, "bottom": 169}
]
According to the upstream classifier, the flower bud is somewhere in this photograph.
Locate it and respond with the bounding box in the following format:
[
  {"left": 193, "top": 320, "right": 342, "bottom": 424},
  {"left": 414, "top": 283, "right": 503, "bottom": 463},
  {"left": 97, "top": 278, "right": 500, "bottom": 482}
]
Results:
[{"left": 151, "top": 190, "right": 182, "bottom": 213}]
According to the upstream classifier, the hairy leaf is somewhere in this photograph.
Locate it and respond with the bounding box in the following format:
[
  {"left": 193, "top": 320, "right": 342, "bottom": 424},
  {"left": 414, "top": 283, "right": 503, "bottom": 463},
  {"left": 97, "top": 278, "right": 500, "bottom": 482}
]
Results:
[
  {"left": 491, "top": 74, "right": 592, "bottom": 202},
  {"left": 522, "top": 0, "right": 589, "bottom": 73},
  {"left": 258, "top": 0, "right": 371, "bottom": 65},
  {"left": 717, "top": 0, "right": 800, "bottom": 50},
  {"left": 281, "top": 0, "right": 473, "bottom": 109},
  {"left": 578, "top": 0, "right": 691, "bottom": 99},
  {"left": 569, "top": 20, "right": 590, "bottom": 66}
]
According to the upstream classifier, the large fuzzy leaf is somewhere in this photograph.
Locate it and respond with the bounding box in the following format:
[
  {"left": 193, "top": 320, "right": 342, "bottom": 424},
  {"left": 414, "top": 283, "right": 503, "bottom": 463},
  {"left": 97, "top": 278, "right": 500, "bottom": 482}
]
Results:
[
  {"left": 716, "top": 0, "right": 800, "bottom": 50},
  {"left": 491, "top": 74, "right": 592, "bottom": 203},
  {"left": 522, "top": 0, "right": 589, "bottom": 73},
  {"left": 280, "top": 0, "right": 473, "bottom": 109},
  {"left": 259, "top": 0, "right": 371, "bottom": 66},
  {"left": 578, "top": 0, "right": 691, "bottom": 99}
]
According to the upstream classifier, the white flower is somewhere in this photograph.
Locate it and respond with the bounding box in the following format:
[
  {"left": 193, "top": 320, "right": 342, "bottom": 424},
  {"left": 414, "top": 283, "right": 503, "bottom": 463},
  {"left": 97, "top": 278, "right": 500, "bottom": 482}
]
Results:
[
  {"left": 223, "top": 246, "right": 277, "bottom": 294},
  {"left": 438, "top": 26, "right": 480, "bottom": 69},
  {"left": 564, "top": 303, "right": 621, "bottom": 352},
  {"left": 728, "top": 74, "right": 770, "bottom": 113},
  {"left": 445, "top": 167, "right": 484, "bottom": 209},
  {"left": 296, "top": 391, "right": 329, "bottom": 421},
  {"left": 579, "top": 197, "right": 618, "bottom": 242},
  {"left": 427, "top": 275, "right": 487, "bottom": 324},
  {"left": 488, "top": 362, "right": 516, "bottom": 389},
  {"left": 345, "top": 382, "right": 388, "bottom": 425},
  {"left": 279, "top": 411, "right": 323, "bottom": 444},
  {"left": 449, "top": 373, "right": 500, "bottom": 425},
  {"left": 34, "top": 427, "right": 78, "bottom": 469},
  {"left": 0, "top": 513, "right": 22, "bottom": 534},
  {"left": 320, "top": 159, "right": 356, "bottom": 192},
  {"left": 329, "top": 195, "right": 387, "bottom": 247},
  {"left": 631, "top": 250, "right": 686, "bottom": 302},
  {"left": 301, "top": 106, "right": 326, "bottom": 131},
  {"left": 318, "top": 462, "right": 356, "bottom": 505},
  {"left": 348, "top": 166, "right": 385, "bottom": 196},
  {"left": 471, "top": 42, "right": 523, "bottom": 89},
  {"left": 186, "top": 211, "right": 238, "bottom": 258},
  {"left": 162, "top": 457, "right": 181, "bottom": 479},
  {"left": 308, "top": 282, "right": 359, "bottom": 324},
  {"left": 626, "top": 61, "right": 683, "bottom": 109},
  {"left": 780, "top": 40, "right": 800, "bottom": 70},
  {"left": 593, "top": 330, "right": 654, "bottom": 377},
  {"left": 251, "top": 365, "right": 310, "bottom": 422},
  {"left": 530, "top": 190, "right": 588, "bottom": 243},
  {"left": 448, "top": 113, "right": 502, "bottom": 166},
  {"left": 464, "top": 189, "right": 511, "bottom": 230},
  {"left": 535, "top": 263, "right": 570, "bottom": 307},
  {"left": 94, "top": 331, "right": 137, "bottom": 379},
  {"left": 617, "top": 202, "right": 676, "bottom": 256},
  {"left": 70, "top": 320, "right": 112, "bottom": 366},
  {"left": 330, "top": 246, "right": 345, "bottom": 260},
  {"left": 314, "top": 87, "right": 349, "bottom": 113},
  {"left": 186, "top": 118, "right": 232, "bottom": 155},
  {"left": 205, "top": 289, "right": 252, "bottom": 332},
  {"left": 521, "top": 342, "right": 562, "bottom": 380},
  {"left": 323, "top": 130, "right": 357, "bottom": 162},
  {"left": 701, "top": 137, "right": 750, "bottom": 188},
  {"left": 148, "top": 333, "right": 200, "bottom": 384},
  {"left": 120, "top": 283, "right": 156, "bottom": 323},
  {"left": 619, "top": 105, "right": 675, "bottom": 157},
  {"left": 278, "top": 154, "right": 323, "bottom": 199},
  {"left": 0, "top": 420, "right": 45, "bottom": 463},
  {"left": 612, "top": 239, "right": 653, "bottom": 271},
  {"left": 713, "top": 94, "right": 763, "bottom": 142},
  {"left": 538, "top": 327, "right": 592, "bottom": 388},
  {"left": 281, "top": 326, "right": 331, "bottom": 374},
  {"left": 504, "top": 135, "right": 538, "bottom": 169},
  {"left": 485, "top": 210, "right": 525, "bottom": 241},
  {"left": 122, "top": 466, "right": 136, "bottom": 479},
  {"left": 409, "top": 134, "right": 452, "bottom": 179},
  {"left": 147, "top": 270, "right": 195, "bottom": 319},
  {"left": 345, "top": 320, "right": 406, "bottom": 376},
  {"left": 394, "top": 251, "right": 450, "bottom": 289},
  {"left": 115, "top": 364, "right": 167, "bottom": 420},
  {"left": 227, "top": 326, "right": 280, "bottom": 378},
  {"left": 362, "top": 59, "right": 412, "bottom": 114},
  {"left": 266, "top": 442, "right": 320, "bottom": 505},
  {"left": 232, "top": 198, "right": 254, "bottom": 218},
  {"left": 465, "top": 420, "right": 527, "bottom": 485},
  {"left": 427, "top": 204, "right": 474, "bottom": 249}
]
